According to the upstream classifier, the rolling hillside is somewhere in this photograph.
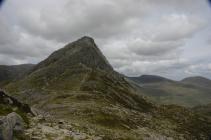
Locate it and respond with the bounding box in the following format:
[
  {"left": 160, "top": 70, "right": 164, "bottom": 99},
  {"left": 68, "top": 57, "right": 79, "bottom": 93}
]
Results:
[
  {"left": 128, "top": 75, "right": 211, "bottom": 107},
  {"left": 182, "top": 76, "right": 211, "bottom": 89}
]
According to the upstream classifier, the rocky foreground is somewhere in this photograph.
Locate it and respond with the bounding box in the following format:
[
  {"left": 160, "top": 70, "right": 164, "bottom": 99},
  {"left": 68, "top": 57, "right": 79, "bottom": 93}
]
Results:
[
  {"left": 1, "top": 103, "right": 211, "bottom": 140},
  {"left": 0, "top": 90, "right": 102, "bottom": 140}
]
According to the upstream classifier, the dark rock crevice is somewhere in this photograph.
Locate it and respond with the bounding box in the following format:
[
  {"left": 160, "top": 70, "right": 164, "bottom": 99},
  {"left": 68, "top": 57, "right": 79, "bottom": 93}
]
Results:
[{"left": 0, "top": 91, "right": 33, "bottom": 115}]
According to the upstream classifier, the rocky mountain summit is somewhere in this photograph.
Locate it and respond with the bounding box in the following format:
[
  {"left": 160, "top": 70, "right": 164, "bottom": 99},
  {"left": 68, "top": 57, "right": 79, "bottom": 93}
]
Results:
[
  {"left": 1, "top": 37, "right": 211, "bottom": 139},
  {"left": 31, "top": 36, "right": 113, "bottom": 73}
]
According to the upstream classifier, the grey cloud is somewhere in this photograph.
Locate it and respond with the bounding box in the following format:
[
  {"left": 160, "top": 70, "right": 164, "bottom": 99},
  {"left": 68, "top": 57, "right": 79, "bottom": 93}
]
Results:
[
  {"left": 17, "top": 0, "right": 207, "bottom": 43},
  {"left": 0, "top": 17, "right": 63, "bottom": 64},
  {"left": 0, "top": 17, "right": 18, "bottom": 44},
  {"left": 0, "top": 54, "right": 25, "bottom": 65},
  {"left": 115, "top": 58, "right": 189, "bottom": 76},
  {"left": 127, "top": 39, "right": 183, "bottom": 56},
  {"left": 0, "top": 0, "right": 210, "bottom": 79},
  {"left": 186, "top": 63, "right": 211, "bottom": 76},
  {"left": 17, "top": 0, "right": 147, "bottom": 42},
  {"left": 0, "top": 31, "right": 62, "bottom": 58},
  {"left": 149, "top": 15, "right": 206, "bottom": 42}
]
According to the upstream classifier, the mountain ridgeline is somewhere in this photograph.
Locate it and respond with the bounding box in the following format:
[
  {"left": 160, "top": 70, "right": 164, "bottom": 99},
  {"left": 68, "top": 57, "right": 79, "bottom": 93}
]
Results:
[
  {"left": 128, "top": 75, "right": 211, "bottom": 107},
  {"left": 1, "top": 37, "right": 211, "bottom": 139},
  {"left": 129, "top": 75, "right": 173, "bottom": 84},
  {"left": 0, "top": 64, "right": 34, "bottom": 86},
  {"left": 182, "top": 76, "right": 211, "bottom": 89}
]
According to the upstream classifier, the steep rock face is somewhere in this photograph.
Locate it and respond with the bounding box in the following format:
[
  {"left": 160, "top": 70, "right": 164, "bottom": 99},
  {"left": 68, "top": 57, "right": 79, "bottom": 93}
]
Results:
[{"left": 31, "top": 36, "right": 113, "bottom": 73}]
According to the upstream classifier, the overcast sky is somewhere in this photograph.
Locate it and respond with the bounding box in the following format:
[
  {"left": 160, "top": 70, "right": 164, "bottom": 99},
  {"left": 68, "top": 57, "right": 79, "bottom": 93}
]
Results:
[{"left": 0, "top": 0, "right": 211, "bottom": 80}]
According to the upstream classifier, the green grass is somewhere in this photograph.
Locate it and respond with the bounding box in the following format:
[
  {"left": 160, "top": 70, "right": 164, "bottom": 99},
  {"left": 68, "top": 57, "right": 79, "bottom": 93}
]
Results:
[
  {"left": 0, "top": 103, "right": 29, "bottom": 125},
  {"left": 0, "top": 104, "right": 13, "bottom": 116},
  {"left": 4, "top": 66, "right": 211, "bottom": 139},
  {"left": 138, "top": 82, "right": 211, "bottom": 107}
]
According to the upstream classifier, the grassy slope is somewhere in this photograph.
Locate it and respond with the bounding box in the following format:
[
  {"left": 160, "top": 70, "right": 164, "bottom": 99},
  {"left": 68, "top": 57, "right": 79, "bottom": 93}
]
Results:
[
  {"left": 129, "top": 79, "right": 211, "bottom": 107},
  {"left": 4, "top": 65, "right": 211, "bottom": 139},
  {"left": 193, "top": 103, "right": 211, "bottom": 121},
  {"left": 182, "top": 76, "right": 211, "bottom": 89}
]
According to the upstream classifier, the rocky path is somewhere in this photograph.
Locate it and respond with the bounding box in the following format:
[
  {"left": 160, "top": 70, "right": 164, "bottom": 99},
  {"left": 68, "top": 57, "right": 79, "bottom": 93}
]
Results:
[{"left": 25, "top": 114, "right": 102, "bottom": 140}]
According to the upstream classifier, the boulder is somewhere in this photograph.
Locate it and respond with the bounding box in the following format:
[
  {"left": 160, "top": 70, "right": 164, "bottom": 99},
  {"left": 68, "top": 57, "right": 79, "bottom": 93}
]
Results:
[{"left": 0, "top": 112, "right": 24, "bottom": 140}]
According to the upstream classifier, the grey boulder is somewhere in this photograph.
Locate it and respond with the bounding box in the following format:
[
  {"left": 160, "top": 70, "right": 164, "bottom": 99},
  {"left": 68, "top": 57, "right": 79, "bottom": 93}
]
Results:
[{"left": 0, "top": 112, "right": 24, "bottom": 140}]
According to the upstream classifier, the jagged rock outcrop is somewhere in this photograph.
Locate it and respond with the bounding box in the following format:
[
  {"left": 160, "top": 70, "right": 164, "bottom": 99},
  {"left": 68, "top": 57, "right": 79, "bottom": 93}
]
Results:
[
  {"left": 0, "top": 91, "right": 32, "bottom": 115},
  {"left": 0, "top": 91, "right": 34, "bottom": 140}
]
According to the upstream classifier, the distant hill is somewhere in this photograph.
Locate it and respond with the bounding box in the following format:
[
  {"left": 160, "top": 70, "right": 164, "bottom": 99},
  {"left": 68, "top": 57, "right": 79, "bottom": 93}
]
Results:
[
  {"left": 129, "top": 75, "right": 211, "bottom": 107},
  {"left": 129, "top": 75, "right": 173, "bottom": 84},
  {"left": 182, "top": 76, "right": 211, "bottom": 89},
  {"left": 0, "top": 64, "right": 34, "bottom": 86}
]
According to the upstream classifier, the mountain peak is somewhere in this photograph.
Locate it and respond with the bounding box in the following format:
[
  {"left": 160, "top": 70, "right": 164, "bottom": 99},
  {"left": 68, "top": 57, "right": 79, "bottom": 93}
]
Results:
[
  {"left": 78, "top": 36, "right": 95, "bottom": 42},
  {"left": 31, "top": 36, "right": 113, "bottom": 73},
  {"left": 69, "top": 36, "right": 98, "bottom": 51},
  {"left": 71, "top": 36, "right": 96, "bottom": 48}
]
